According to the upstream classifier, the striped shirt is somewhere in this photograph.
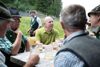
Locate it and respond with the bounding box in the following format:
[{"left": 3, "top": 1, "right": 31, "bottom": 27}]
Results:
[{"left": 0, "top": 37, "right": 12, "bottom": 54}]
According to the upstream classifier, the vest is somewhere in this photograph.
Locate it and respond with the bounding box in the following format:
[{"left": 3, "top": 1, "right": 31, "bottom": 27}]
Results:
[
  {"left": 57, "top": 33, "right": 100, "bottom": 67},
  {"left": 30, "top": 17, "right": 39, "bottom": 31}
]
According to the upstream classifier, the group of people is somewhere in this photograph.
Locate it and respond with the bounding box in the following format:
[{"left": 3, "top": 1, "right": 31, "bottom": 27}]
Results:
[
  {"left": 0, "top": 2, "right": 39, "bottom": 67},
  {"left": 0, "top": 1, "right": 100, "bottom": 67}
]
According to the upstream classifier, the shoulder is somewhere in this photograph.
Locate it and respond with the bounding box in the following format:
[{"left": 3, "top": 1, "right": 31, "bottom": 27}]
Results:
[
  {"left": 0, "top": 52, "right": 7, "bottom": 67},
  {"left": 54, "top": 51, "right": 84, "bottom": 67},
  {"left": 52, "top": 29, "right": 59, "bottom": 34},
  {"left": 53, "top": 28, "right": 58, "bottom": 32},
  {"left": 0, "top": 52, "right": 5, "bottom": 63},
  {"left": 36, "top": 16, "right": 40, "bottom": 19},
  {"left": 36, "top": 27, "right": 45, "bottom": 32}
]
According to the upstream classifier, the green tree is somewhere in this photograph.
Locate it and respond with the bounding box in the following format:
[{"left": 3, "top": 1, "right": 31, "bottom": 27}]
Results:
[
  {"left": 35, "top": 0, "right": 62, "bottom": 17},
  {"left": 47, "top": 0, "right": 62, "bottom": 17}
]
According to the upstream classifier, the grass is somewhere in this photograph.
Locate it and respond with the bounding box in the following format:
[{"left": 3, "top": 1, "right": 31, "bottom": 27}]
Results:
[{"left": 20, "top": 17, "right": 64, "bottom": 38}]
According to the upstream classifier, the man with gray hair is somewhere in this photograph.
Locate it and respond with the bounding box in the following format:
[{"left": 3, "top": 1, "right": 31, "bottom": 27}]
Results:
[{"left": 54, "top": 4, "right": 100, "bottom": 67}]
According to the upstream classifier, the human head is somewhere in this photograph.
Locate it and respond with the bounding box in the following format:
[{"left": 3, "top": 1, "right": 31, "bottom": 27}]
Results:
[
  {"left": 0, "top": 1, "right": 14, "bottom": 36},
  {"left": 88, "top": 5, "right": 100, "bottom": 27},
  {"left": 30, "top": 10, "right": 37, "bottom": 17},
  {"left": 9, "top": 8, "right": 21, "bottom": 31},
  {"left": 44, "top": 16, "right": 54, "bottom": 32},
  {"left": 60, "top": 4, "right": 87, "bottom": 35}
]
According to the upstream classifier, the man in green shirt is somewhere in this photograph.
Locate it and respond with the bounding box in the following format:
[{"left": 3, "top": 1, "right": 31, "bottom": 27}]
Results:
[{"left": 35, "top": 16, "right": 59, "bottom": 45}]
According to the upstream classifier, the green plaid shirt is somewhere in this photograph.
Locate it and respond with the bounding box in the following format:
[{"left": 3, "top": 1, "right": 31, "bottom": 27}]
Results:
[{"left": 0, "top": 37, "right": 12, "bottom": 54}]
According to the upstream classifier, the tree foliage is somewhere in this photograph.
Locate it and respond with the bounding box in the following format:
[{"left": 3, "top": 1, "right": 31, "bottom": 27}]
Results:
[
  {"left": 0, "top": 0, "right": 62, "bottom": 17},
  {"left": 35, "top": 0, "right": 62, "bottom": 17}
]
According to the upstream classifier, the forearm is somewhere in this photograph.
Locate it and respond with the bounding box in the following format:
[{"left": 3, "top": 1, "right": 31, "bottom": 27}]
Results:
[
  {"left": 26, "top": 41, "right": 30, "bottom": 51},
  {"left": 23, "top": 54, "right": 39, "bottom": 67},
  {"left": 11, "top": 33, "right": 22, "bottom": 55}
]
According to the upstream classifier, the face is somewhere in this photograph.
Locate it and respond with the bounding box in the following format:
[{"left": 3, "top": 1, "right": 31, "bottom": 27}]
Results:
[
  {"left": 10, "top": 16, "right": 20, "bottom": 31},
  {"left": 0, "top": 20, "right": 11, "bottom": 34},
  {"left": 30, "top": 12, "right": 36, "bottom": 17},
  {"left": 89, "top": 15, "right": 100, "bottom": 27},
  {"left": 44, "top": 18, "right": 53, "bottom": 31}
]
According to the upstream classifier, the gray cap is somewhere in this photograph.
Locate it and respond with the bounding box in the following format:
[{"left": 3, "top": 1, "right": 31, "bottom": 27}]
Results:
[
  {"left": 88, "top": 5, "right": 100, "bottom": 17},
  {"left": 0, "top": 1, "right": 14, "bottom": 22}
]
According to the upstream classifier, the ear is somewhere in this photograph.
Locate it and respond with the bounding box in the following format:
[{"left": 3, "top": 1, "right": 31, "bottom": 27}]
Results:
[
  {"left": 98, "top": 18, "right": 100, "bottom": 22},
  {"left": 60, "top": 21, "right": 65, "bottom": 29}
]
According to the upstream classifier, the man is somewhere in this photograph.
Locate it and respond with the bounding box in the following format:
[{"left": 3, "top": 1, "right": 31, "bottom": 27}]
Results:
[
  {"left": 35, "top": 16, "right": 59, "bottom": 45},
  {"left": 6, "top": 8, "right": 30, "bottom": 53},
  {"left": 54, "top": 4, "right": 100, "bottom": 67},
  {"left": 29, "top": 10, "right": 42, "bottom": 36},
  {"left": 0, "top": 1, "right": 39, "bottom": 67},
  {"left": 88, "top": 5, "right": 100, "bottom": 39}
]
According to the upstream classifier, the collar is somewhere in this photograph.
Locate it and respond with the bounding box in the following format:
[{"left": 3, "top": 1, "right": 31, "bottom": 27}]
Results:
[
  {"left": 43, "top": 27, "right": 54, "bottom": 34},
  {"left": 63, "top": 30, "right": 86, "bottom": 45}
]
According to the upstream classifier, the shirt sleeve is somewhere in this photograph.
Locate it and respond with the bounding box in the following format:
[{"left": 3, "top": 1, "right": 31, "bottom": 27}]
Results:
[
  {"left": 37, "top": 17, "right": 42, "bottom": 27},
  {"left": 35, "top": 29, "right": 41, "bottom": 41},
  {"left": 0, "top": 52, "right": 7, "bottom": 67},
  {"left": 55, "top": 29, "right": 60, "bottom": 40},
  {"left": 0, "top": 63, "right": 7, "bottom": 67},
  {"left": 54, "top": 51, "right": 84, "bottom": 67}
]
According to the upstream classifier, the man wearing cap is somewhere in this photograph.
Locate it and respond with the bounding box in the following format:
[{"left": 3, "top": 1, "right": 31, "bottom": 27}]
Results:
[
  {"left": 6, "top": 8, "right": 30, "bottom": 53},
  {"left": 0, "top": 1, "right": 39, "bottom": 67},
  {"left": 88, "top": 5, "right": 100, "bottom": 39}
]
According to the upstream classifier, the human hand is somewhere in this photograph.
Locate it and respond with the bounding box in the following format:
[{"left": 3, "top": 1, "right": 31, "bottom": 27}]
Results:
[
  {"left": 24, "top": 54, "right": 40, "bottom": 67},
  {"left": 14, "top": 29, "right": 23, "bottom": 37}
]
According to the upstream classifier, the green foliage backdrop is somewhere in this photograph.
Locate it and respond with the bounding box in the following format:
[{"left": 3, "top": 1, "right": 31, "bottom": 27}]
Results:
[{"left": 1, "top": 0, "right": 62, "bottom": 17}]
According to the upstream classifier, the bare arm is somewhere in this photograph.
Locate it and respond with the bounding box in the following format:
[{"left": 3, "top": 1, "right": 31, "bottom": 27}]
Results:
[
  {"left": 25, "top": 40, "right": 30, "bottom": 51},
  {"left": 11, "top": 30, "right": 22, "bottom": 55},
  {"left": 24, "top": 54, "right": 40, "bottom": 67}
]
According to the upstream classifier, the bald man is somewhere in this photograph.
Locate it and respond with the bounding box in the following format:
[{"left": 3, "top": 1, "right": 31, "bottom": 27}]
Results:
[{"left": 35, "top": 16, "right": 59, "bottom": 45}]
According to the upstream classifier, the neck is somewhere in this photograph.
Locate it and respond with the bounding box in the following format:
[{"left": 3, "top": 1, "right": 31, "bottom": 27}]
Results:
[
  {"left": 65, "top": 29, "right": 82, "bottom": 37},
  {"left": 45, "top": 28, "right": 52, "bottom": 32}
]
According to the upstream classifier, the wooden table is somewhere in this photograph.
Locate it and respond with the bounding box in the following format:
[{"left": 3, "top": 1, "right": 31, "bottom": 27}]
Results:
[
  {"left": 10, "top": 40, "right": 63, "bottom": 67},
  {"left": 10, "top": 50, "right": 57, "bottom": 67}
]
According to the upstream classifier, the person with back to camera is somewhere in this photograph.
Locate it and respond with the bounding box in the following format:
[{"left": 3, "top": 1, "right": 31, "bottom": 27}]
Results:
[{"left": 54, "top": 4, "right": 100, "bottom": 67}]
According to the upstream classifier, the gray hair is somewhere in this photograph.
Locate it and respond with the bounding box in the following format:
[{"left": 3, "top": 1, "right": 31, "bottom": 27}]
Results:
[{"left": 60, "top": 4, "right": 87, "bottom": 30}]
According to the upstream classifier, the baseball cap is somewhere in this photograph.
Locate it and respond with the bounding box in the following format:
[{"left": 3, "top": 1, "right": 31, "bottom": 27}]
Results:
[
  {"left": 88, "top": 5, "right": 100, "bottom": 17},
  {"left": 9, "top": 8, "right": 21, "bottom": 18},
  {"left": 0, "top": 1, "right": 14, "bottom": 22}
]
